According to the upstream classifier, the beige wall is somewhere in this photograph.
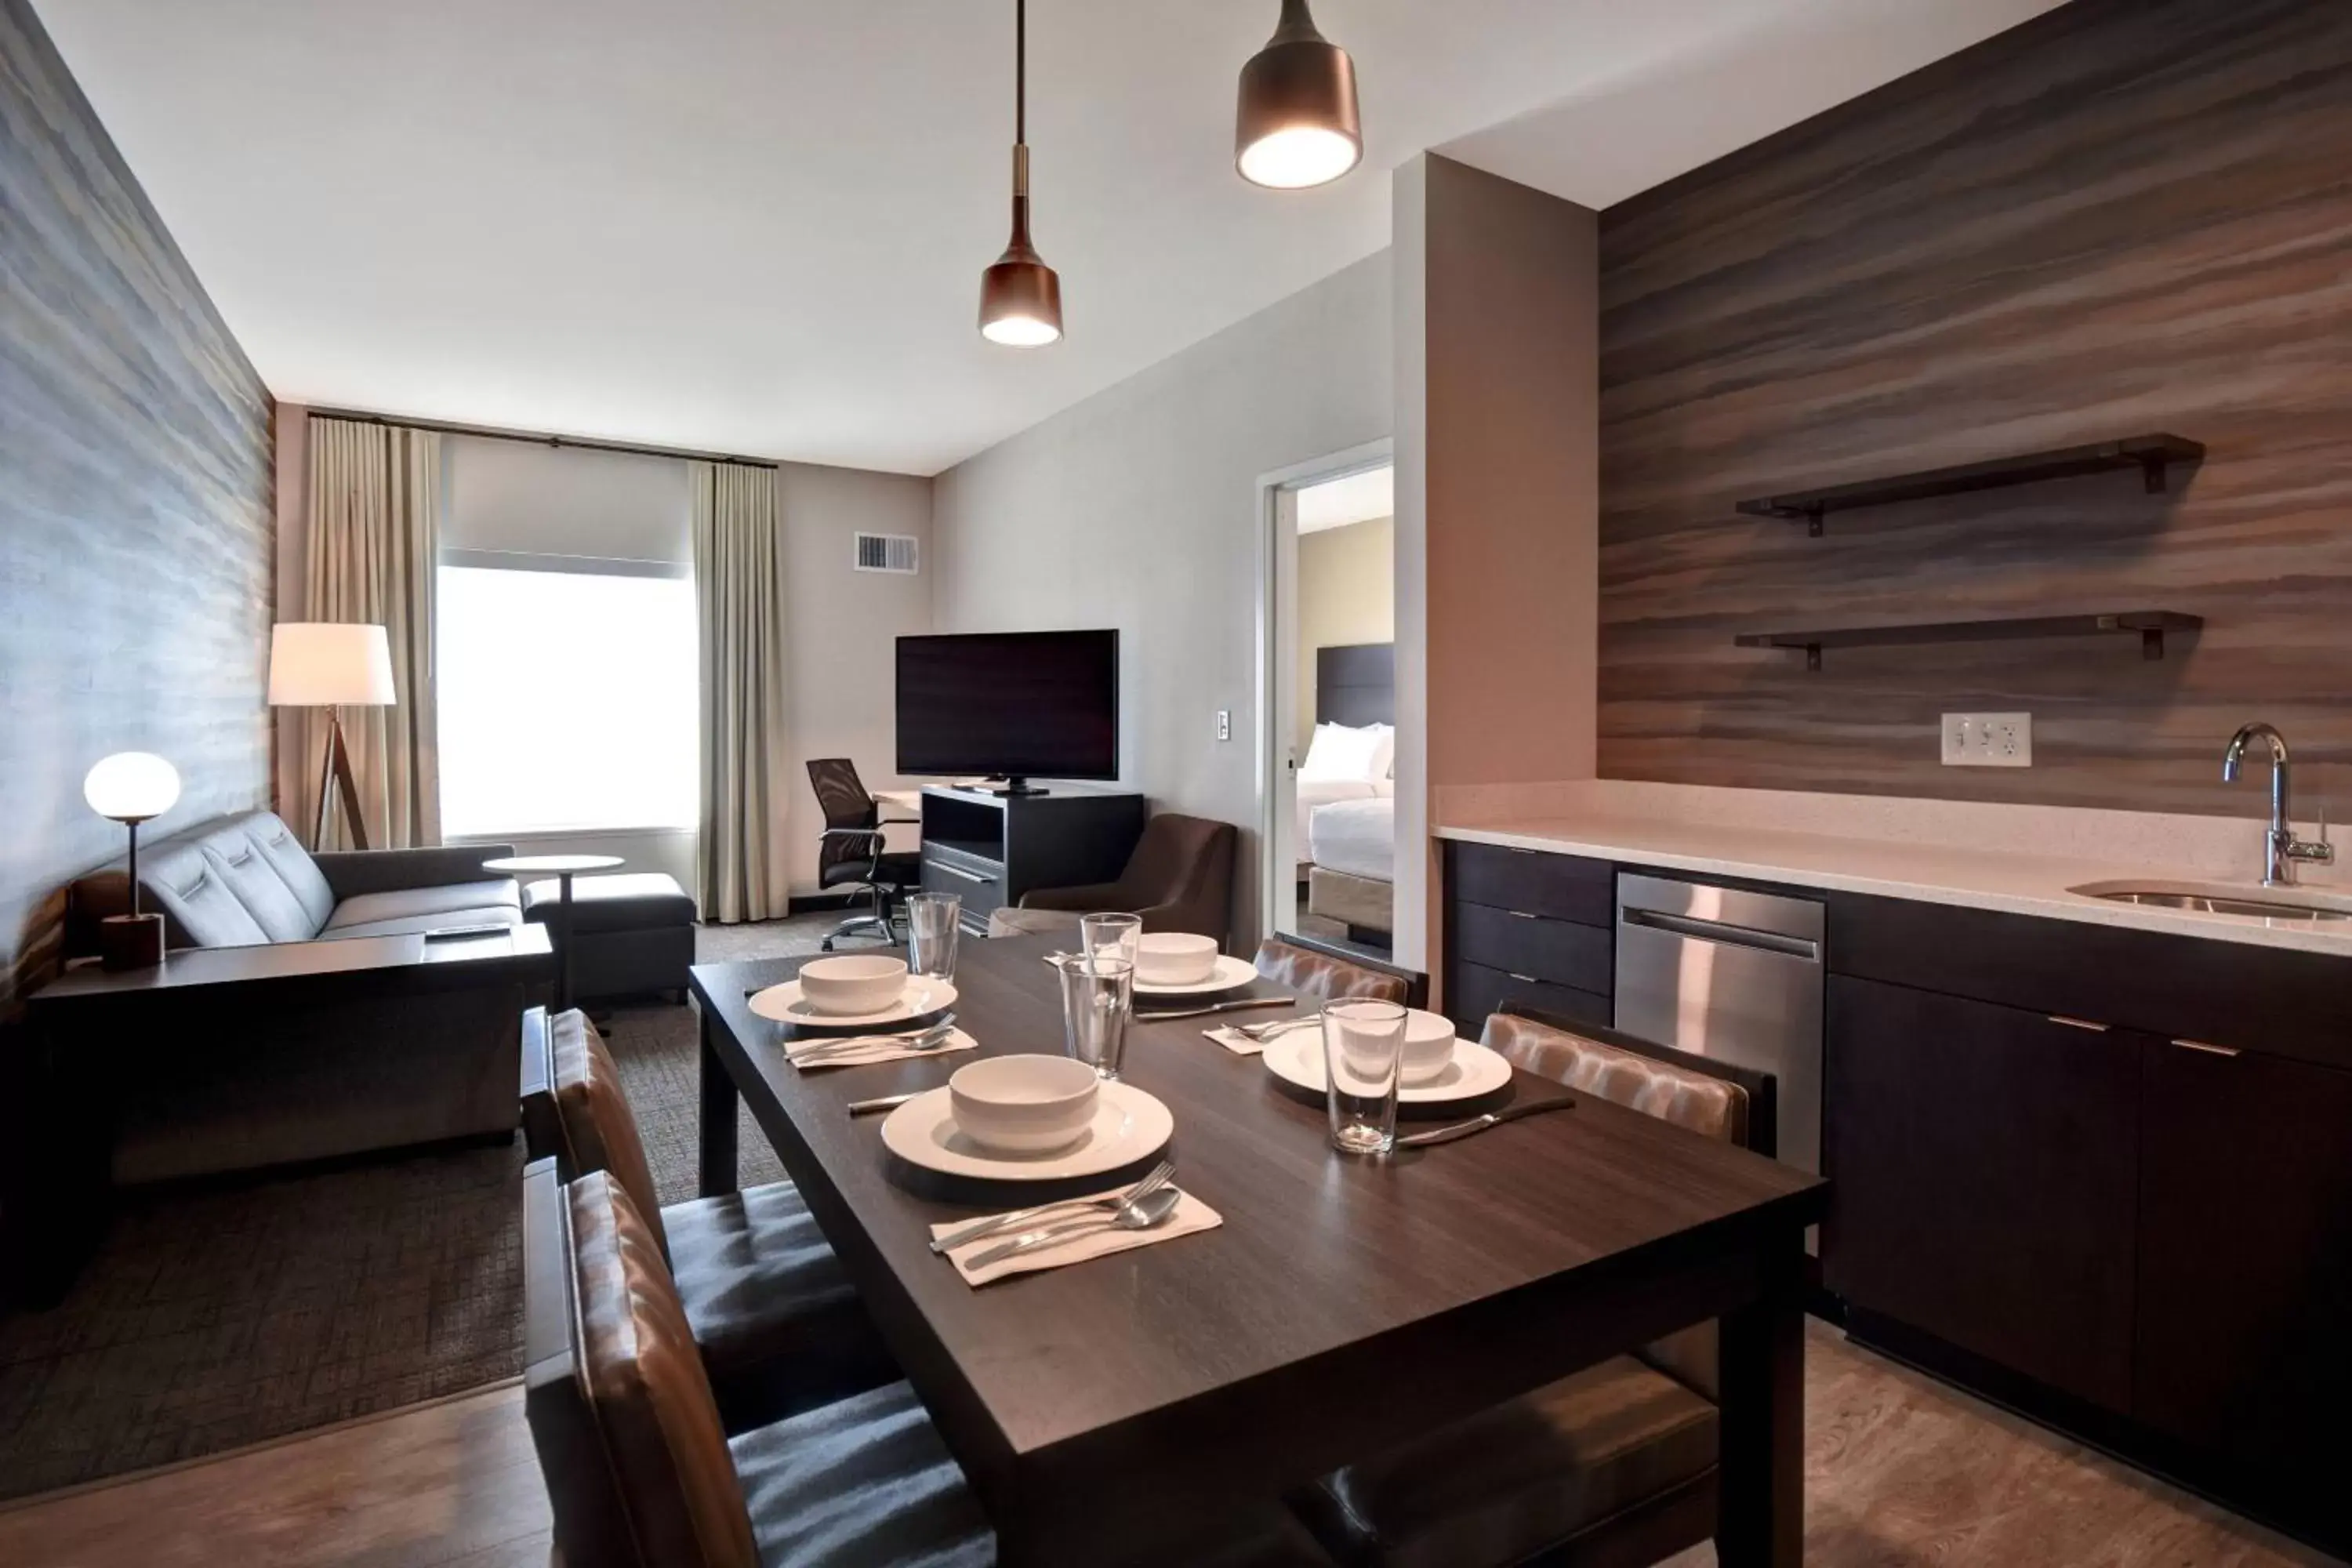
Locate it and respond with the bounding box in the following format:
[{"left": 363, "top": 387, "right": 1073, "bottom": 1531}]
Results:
[
  {"left": 929, "top": 253, "right": 1393, "bottom": 950},
  {"left": 1295, "top": 516, "right": 1396, "bottom": 753},
  {"left": 1395, "top": 154, "right": 1601, "bottom": 968}
]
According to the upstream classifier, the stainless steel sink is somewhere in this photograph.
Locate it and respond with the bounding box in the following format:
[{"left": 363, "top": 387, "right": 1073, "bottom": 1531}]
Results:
[{"left": 2070, "top": 880, "right": 2352, "bottom": 924}]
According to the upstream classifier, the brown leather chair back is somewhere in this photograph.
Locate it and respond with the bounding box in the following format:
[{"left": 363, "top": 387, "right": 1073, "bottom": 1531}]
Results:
[
  {"left": 523, "top": 1160, "right": 761, "bottom": 1568},
  {"left": 1254, "top": 936, "right": 1413, "bottom": 1006},
  {"left": 1483, "top": 1007, "right": 1774, "bottom": 1402},
  {"left": 544, "top": 1007, "right": 673, "bottom": 1261},
  {"left": 1120, "top": 814, "right": 1236, "bottom": 938}
]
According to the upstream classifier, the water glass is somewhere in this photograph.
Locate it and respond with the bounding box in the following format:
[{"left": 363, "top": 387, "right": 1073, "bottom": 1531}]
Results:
[
  {"left": 1322, "top": 999, "right": 1408, "bottom": 1155},
  {"left": 906, "top": 892, "right": 962, "bottom": 980},
  {"left": 1057, "top": 953, "right": 1135, "bottom": 1080},
  {"left": 1079, "top": 911, "right": 1142, "bottom": 967}
]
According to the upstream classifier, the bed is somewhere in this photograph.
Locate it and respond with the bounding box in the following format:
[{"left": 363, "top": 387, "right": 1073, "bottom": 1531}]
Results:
[{"left": 1298, "top": 643, "right": 1396, "bottom": 938}]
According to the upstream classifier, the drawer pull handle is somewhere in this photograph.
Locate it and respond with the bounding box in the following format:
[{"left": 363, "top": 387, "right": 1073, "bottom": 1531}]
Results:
[
  {"left": 929, "top": 862, "right": 995, "bottom": 885},
  {"left": 1508, "top": 909, "right": 1540, "bottom": 920},
  {"left": 2172, "top": 1038, "right": 2241, "bottom": 1057},
  {"left": 2047, "top": 1015, "right": 2111, "bottom": 1033},
  {"left": 1508, "top": 972, "right": 1540, "bottom": 984}
]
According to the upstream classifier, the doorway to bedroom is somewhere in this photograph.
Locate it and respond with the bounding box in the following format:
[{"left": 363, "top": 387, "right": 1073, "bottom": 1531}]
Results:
[{"left": 1259, "top": 453, "right": 1396, "bottom": 959}]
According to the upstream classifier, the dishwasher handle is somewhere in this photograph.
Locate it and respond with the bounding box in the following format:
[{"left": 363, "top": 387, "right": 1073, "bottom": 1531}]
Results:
[{"left": 1620, "top": 906, "right": 1822, "bottom": 963}]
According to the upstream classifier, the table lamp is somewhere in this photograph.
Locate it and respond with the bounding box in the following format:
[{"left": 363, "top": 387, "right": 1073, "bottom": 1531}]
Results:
[
  {"left": 84, "top": 750, "right": 180, "bottom": 969},
  {"left": 268, "top": 622, "right": 396, "bottom": 850}
]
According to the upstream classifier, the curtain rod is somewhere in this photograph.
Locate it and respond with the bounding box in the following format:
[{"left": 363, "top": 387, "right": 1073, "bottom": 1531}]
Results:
[{"left": 304, "top": 406, "right": 780, "bottom": 470}]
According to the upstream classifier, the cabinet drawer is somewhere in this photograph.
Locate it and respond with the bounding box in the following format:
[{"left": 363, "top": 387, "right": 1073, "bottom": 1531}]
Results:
[
  {"left": 1452, "top": 903, "right": 1612, "bottom": 994},
  {"left": 1448, "top": 960, "right": 1612, "bottom": 1040},
  {"left": 921, "top": 851, "right": 1004, "bottom": 931},
  {"left": 1450, "top": 842, "right": 1613, "bottom": 927}
]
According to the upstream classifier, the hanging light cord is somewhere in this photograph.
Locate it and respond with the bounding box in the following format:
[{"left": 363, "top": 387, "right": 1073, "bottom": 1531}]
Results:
[{"left": 1015, "top": 0, "right": 1026, "bottom": 146}]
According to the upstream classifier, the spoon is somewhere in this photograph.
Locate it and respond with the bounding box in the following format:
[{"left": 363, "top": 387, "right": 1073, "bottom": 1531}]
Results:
[
  {"left": 930, "top": 1159, "right": 1175, "bottom": 1253},
  {"left": 790, "top": 1020, "right": 959, "bottom": 1064},
  {"left": 963, "top": 1184, "right": 1183, "bottom": 1269},
  {"left": 1238, "top": 1012, "right": 1322, "bottom": 1040}
]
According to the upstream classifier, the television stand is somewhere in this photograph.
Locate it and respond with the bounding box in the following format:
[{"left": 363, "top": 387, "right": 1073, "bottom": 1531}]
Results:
[{"left": 916, "top": 784, "right": 1145, "bottom": 935}]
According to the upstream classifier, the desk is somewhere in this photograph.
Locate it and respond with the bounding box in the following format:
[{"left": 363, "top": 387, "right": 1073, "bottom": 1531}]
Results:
[{"left": 690, "top": 934, "right": 1825, "bottom": 1566}]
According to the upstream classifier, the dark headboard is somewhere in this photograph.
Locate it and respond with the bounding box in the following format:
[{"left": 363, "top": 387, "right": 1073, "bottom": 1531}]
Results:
[{"left": 1316, "top": 643, "right": 1395, "bottom": 728}]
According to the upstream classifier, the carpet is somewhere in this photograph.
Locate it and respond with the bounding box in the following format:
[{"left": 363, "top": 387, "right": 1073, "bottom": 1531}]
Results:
[{"left": 0, "top": 914, "right": 833, "bottom": 1501}]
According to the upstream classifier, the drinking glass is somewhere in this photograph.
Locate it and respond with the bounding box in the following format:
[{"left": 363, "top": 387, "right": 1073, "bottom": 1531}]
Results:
[
  {"left": 1079, "top": 912, "right": 1142, "bottom": 967},
  {"left": 1057, "top": 953, "right": 1135, "bottom": 1080},
  {"left": 1322, "top": 999, "right": 1408, "bottom": 1155},
  {"left": 906, "top": 892, "right": 962, "bottom": 981}
]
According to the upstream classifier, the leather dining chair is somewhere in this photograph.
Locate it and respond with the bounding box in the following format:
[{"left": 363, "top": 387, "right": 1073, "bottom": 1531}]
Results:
[
  {"left": 1254, "top": 933, "right": 1426, "bottom": 1008},
  {"left": 522, "top": 1160, "right": 1342, "bottom": 1568},
  {"left": 1287, "top": 1005, "right": 1777, "bottom": 1568},
  {"left": 806, "top": 757, "right": 920, "bottom": 951},
  {"left": 518, "top": 1007, "right": 898, "bottom": 1431}
]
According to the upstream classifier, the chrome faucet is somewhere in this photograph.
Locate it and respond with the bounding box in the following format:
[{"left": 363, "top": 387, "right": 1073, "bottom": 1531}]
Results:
[{"left": 2223, "top": 722, "right": 2333, "bottom": 886}]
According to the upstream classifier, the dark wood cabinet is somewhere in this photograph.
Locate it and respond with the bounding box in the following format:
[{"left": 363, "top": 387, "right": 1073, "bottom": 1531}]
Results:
[
  {"left": 2135, "top": 1040, "right": 2352, "bottom": 1501},
  {"left": 1448, "top": 960, "right": 1612, "bottom": 1036},
  {"left": 916, "top": 786, "right": 1145, "bottom": 936},
  {"left": 1441, "top": 843, "right": 1617, "bottom": 1037},
  {"left": 1823, "top": 975, "right": 2143, "bottom": 1413}
]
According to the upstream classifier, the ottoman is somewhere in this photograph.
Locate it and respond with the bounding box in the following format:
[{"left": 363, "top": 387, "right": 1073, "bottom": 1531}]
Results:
[{"left": 524, "top": 872, "right": 697, "bottom": 1004}]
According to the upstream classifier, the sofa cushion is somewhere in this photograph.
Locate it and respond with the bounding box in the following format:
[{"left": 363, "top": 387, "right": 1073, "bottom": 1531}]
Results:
[
  {"left": 524, "top": 872, "right": 697, "bottom": 934},
  {"left": 324, "top": 879, "right": 524, "bottom": 933},
  {"left": 140, "top": 837, "right": 272, "bottom": 948},
  {"left": 240, "top": 812, "right": 337, "bottom": 930},
  {"left": 321, "top": 906, "right": 525, "bottom": 940},
  {"left": 195, "top": 822, "right": 318, "bottom": 942}
]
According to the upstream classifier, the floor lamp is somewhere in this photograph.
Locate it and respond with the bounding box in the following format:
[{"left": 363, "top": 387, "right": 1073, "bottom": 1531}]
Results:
[{"left": 269, "top": 622, "right": 397, "bottom": 851}]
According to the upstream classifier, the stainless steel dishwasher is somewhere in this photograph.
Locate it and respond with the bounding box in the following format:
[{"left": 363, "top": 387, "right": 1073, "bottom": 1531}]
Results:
[{"left": 1614, "top": 873, "right": 1824, "bottom": 1176}]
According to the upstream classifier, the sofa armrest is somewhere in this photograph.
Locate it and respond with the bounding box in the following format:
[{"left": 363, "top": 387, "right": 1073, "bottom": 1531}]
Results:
[
  {"left": 1019, "top": 880, "right": 1129, "bottom": 913},
  {"left": 316, "top": 844, "right": 518, "bottom": 901}
]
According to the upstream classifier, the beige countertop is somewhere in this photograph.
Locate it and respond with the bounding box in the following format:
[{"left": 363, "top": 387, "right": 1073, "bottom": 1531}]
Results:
[{"left": 1435, "top": 812, "right": 2352, "bottom": 959}]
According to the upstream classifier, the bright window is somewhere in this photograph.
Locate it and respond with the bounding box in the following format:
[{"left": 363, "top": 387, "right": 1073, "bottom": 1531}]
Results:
[{"left": 436, "top": 564, "right": 699, "bottom": 835}]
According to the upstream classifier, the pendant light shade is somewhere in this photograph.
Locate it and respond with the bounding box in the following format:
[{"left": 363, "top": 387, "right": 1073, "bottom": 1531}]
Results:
[
  {"left": 979, "top": 0, "right": 1062, "bottom": 347},
  {"left": 1236, "top": 0, "right": 1361, "bottom": 189}
]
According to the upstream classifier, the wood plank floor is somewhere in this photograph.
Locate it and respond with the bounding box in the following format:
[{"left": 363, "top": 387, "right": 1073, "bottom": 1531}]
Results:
[{"left": 0, "top": 1323, "right": 2333, "bottom": 1566}]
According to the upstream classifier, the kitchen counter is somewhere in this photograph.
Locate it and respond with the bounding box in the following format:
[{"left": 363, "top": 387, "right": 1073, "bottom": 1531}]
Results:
[{"left": 1436, "top": 813, "right": 2352, "bottom": 958}]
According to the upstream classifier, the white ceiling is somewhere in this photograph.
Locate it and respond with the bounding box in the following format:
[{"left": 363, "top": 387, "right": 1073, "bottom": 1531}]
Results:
[{"left": 36, "top": 0, "right": 2063, "bottom": 477}]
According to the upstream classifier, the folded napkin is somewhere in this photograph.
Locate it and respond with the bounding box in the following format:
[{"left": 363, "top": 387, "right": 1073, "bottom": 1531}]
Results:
[
  {"left": 785, "top": 1027, "right": 978, "bottom": 1073},
  {"left": 931, "top": 1185, "right": 1222, "bottom": 1287}
]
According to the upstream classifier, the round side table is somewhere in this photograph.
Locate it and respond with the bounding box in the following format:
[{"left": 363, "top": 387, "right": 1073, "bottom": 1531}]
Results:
[{"left": 482, "top": 854, "right": 625, "bottom": 1011}]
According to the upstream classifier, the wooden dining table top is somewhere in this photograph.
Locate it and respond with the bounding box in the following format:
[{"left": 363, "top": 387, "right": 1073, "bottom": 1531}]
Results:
[{"left": 691, "top": 934, "right": 1826, "bottom": 1563}]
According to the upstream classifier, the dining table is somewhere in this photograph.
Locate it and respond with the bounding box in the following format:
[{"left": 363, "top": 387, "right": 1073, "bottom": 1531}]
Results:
[{"left": 690, "top": 933, "right": 1827, "bottom": 1568}]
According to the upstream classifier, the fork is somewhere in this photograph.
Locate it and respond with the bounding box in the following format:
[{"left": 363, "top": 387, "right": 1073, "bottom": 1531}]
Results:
[
  {"left": 929, "top": 1160, "right": 1175, "bottom": 1254},
  {"left": 789, "top": 1019, "right": 959, "bottom": 1064}
]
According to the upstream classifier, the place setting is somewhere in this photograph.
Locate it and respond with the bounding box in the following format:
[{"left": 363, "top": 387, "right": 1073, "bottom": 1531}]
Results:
[
  {"left": 1051, "top": 913, "right": 1297, "bottom": 1022},
  {"left": 748, "top": 893, "right": 975, "bottom": 1069}
]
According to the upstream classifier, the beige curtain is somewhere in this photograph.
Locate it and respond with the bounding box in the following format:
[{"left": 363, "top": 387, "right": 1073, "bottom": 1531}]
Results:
[
  {"left": 301, "top": 416, "right": 442, "bottom": 849},
  {"left": 693, "top": 461, "right": 788, "bottom": 922}
]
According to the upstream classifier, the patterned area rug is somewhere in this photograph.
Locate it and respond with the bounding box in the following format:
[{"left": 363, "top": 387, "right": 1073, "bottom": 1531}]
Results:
[{"left": 0, "top": 915, "right": 831, "bottom": 1501}]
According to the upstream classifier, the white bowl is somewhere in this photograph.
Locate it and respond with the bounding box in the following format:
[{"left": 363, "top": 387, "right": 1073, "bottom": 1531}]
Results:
[
  {"left": 796, "top": 954, "right": 909, "bottom": 1015},
  {"left": 1399, "top": 1009, "right": 1459, "bottom": 1083},
  {"left": 1134, "top": 932, "right": 1220, "bottom": 985},
  {"left": 948, "top": 1054, "right": 1102, "bottom": 1156}
]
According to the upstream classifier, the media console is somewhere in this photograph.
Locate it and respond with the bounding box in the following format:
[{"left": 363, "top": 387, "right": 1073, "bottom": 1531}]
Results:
[{"left": 915, "top": 784, "right": 1145, "bottom": 935}]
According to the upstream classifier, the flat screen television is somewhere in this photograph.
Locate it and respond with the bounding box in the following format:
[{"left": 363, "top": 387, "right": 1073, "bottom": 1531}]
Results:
[{"left": 895, "top": 630, "right": 1119, "bottom": 793}]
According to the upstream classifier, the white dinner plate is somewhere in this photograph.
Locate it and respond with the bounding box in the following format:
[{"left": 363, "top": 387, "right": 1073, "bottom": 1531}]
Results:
[
  {"left": 879, "top": 1081, "right": 1175, "bottom": 1181},
  {"left": 1261, "top": 1033, "right": 1515, "bottom": 1105},
  {"left": 1132, "top": 953, "right": 1259, "bottom": 996},
  {"left": 749, "top": 978, "right": 958, "bottom": 1030}
]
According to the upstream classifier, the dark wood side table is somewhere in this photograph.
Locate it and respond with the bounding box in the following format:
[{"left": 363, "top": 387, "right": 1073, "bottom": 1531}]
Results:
[{"left": 482, "top": 854, "right": 622, "bottom": 1011}]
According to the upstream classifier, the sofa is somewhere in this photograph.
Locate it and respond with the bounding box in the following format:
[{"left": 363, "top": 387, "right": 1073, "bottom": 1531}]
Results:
[{"left": 53, "top": 811, "right": 545, "bottom": 1182}]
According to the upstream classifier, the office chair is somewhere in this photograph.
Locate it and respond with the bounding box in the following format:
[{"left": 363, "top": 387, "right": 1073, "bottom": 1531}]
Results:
[{"left": 806, "top": 758, "right": 920, "bottom": 950}]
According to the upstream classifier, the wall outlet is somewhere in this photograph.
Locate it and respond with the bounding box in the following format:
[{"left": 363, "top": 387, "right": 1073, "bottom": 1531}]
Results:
[
  {"left": 1941, "top": 712, "right": 2032, "bottom": 767},
  {"left": 1216, "top": 709, "right": 1232, "bottom": 742}
]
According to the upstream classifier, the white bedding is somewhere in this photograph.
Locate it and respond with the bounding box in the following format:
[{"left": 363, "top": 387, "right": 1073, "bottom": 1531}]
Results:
[
  {"left": 1295, "top": 778, "right": 1378, "bottom": 850},
  {"left": 1308, "top": 795, "right": 1395, "bottom": 884}
]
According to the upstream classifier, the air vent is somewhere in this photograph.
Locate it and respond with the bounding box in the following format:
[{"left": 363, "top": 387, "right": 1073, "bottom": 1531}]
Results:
[{"left": 854, "top": 533, "right": 920, "bottom": 574}]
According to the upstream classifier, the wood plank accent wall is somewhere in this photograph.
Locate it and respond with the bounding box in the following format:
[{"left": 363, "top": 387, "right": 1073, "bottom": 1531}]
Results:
[
  {"left": 0, "top": 0, "right": 274, "bottom": 1001},
  {"left": 1597, "top": 0, "right": 2352, "bottom": 818}
]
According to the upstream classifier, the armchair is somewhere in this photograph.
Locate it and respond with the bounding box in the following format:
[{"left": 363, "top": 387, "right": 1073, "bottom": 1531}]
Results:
[{"left": 1017, "top": 812, "right": 1236, "bottom": 946}]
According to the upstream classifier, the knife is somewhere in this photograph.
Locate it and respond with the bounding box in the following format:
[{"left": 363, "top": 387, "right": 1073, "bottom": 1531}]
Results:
[
  {"left": 1395, "top": 1096, "right": 1577, "bottom": 1148},
  {"left": 1134, "top": 996, "right": 1296, "bottom": 1023},
  {"left": 846, "top": 1091, "right": 927, "bottom": 1116}
]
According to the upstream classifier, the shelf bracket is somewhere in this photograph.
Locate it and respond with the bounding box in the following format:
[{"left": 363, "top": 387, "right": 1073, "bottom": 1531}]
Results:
[
  {"left": 1804, "top": 504, "right": 1824, "bottom": 538},
  {"left": 2143, "top": 454, "right": 2169, "bottom": 495},
  {"left": 2143, "top": 627, "right": 2165, "bottom": 660},
  {"left": 1804, "top": 643, "right": 1822, "bottom": 672}
]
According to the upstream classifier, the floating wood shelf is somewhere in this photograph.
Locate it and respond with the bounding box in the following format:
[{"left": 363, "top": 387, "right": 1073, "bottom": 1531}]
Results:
[
  {"left": 1737, "top": 612, "right": 2203, "bottom": 671},
  {"left": 1735, "top": 435, "right": 2205, "bottom": 535}
]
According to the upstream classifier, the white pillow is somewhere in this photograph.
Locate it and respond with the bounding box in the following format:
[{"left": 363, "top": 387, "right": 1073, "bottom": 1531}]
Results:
[
  {"left": 1300, "top": 721, "right": 1386, "bottom": 783},
  {"left": 1364, "top": 723, "right": 1396, "bottom": 782}
]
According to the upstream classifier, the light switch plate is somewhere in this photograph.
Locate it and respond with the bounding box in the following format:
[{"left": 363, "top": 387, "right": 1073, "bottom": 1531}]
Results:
[
  {"left": 1941, "top": 712, "right": 2031, "bottom": 767},
  {"left": 1216, "top": 709, "right": 1232, "bottom": 742}
]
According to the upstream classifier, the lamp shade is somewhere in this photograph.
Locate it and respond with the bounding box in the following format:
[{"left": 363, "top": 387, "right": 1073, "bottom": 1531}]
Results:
[
  {"left": 1236, "top": 0, "right": 1362, "bottom": 190},
  {"left": 84, "top": 751, "right": 181, "bottom": 823},
  {"left": 267, "top": 622, "right": 397, "bottom": 707}
]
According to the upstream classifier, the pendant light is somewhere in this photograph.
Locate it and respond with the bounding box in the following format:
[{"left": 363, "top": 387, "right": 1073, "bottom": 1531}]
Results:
[
  {"left": 1236, "top": 0, "right": 1361, "bottom": 189},
  {"left": 978, "top": 0, "right": 1062, "bottom": 347}
]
